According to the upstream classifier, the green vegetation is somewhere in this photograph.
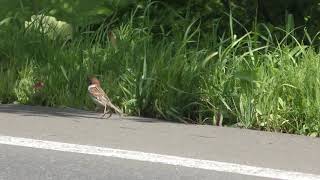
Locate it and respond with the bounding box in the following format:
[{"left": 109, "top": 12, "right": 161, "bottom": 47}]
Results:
[{"left": 1, "top": 0, "right": 320, "bottom": 136}]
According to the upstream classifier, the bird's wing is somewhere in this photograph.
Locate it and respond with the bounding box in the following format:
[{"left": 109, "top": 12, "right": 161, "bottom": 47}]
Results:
[
  {"left": 88, "top": 85, "right": 111, "bottom": 105},
  {"left": 88, "top": 85, "right": 123, "bottom": 115}
]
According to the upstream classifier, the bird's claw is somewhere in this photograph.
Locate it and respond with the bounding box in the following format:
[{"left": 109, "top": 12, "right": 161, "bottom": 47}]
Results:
[{"left": 100, "top": 113, "right": 112, "bottom": 119}]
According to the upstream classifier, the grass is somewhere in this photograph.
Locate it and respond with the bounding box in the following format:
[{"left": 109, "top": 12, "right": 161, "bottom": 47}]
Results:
[{"left": 0, "top": 5, "right": 320, "bottom": 136}]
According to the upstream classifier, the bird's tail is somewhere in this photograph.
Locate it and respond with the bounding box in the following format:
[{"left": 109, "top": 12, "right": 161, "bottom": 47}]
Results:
[{"left": 108, "top": 102, "right": 124, "bottom": 116}]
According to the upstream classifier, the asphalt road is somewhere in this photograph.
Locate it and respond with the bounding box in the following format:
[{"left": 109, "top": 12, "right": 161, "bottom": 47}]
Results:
[
  {"left": 0, "top": 144, "right": 272, "bottom": 180},
  {"left": 0, "top": 104, "right": 319, "bottom": 180}
]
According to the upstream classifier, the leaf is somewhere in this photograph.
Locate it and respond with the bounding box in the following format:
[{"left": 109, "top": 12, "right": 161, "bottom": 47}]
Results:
[
  {"left": 88, "top": 7, "right": 112, "bottom": 16},
  {"left": 219, "top": 97, "right": 232, "bottom": 111},
  {"left": 0, "top": 17, "right": 12, "bottom": 26},
  {"left": 202, "top": 51, "right": 218, "bottom": 67},
  {"left": 278, "top": 97, "right": 285, "bottom": 109},
  {"left": 309, "top": 132, "right": 319, "bottom": 138},
  {"left": 235, "top": 70, "right": 257, "bottom": 82},
  {"left": 60, "top": 65, "right": 69, "bottom": 82},
  {"left": 25, "top": 15, "right": 73, "bottom": 40}
]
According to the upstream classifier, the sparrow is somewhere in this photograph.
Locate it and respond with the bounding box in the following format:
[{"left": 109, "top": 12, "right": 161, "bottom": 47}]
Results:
[
  {"left": 87, "top": 76, "right": 124, "bottom": 118},
  {"left": 33, "top": 81, "right": 44, "bottom": 90}
]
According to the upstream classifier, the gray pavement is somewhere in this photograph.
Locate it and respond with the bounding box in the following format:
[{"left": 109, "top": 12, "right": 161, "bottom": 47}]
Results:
[
  {"left": 0, "top": 144, "right": 272, "bottom": 180},
  {"left": 0, "top": 104, "right": 319, "bottom": 180}
]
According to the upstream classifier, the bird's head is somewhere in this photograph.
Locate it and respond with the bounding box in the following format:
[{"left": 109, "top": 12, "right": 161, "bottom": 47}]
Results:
[{"left": 87, "top": 75, "right": 100, "bottom": 86}]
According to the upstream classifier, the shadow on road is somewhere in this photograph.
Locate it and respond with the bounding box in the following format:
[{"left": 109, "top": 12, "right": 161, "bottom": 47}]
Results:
[
  {"left": 0, "top": 104, "right": 99, "bottom": 119},
  {"left": 0, "top": 104, "right": 163, "bottom": 123}
]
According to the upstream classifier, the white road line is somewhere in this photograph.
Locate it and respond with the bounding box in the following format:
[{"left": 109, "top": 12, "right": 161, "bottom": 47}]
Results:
[{"left": 0, "top": 135, "right": 319, "bottom": 180}]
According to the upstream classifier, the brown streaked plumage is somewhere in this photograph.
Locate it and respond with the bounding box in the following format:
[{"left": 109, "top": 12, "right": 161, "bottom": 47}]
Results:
[
  {"left": 87, "top": 76, "right": 123, "bottom": 118},
  {"left": 33, "top": 81, "right": 45, "bottom": 90}
]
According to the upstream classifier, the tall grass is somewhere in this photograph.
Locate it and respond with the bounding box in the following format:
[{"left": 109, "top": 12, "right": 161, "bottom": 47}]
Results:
[{"left": 0, "top": 5, "right": 320, "bottom": 136}]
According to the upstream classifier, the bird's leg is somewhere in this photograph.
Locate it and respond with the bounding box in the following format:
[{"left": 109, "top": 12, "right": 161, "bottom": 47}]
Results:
[
  {"left": 101, "top": 110, "right": 112, "bottom": 119},
  {"left": 100, "top": 104, "right": 112, "bottom": 119},
  {"left": 105, "top": 104, "right": 113, "bottom": 119},
  {"left": 106, "top": 111, "right": 112, "bottom": 119},
  {"left": 100, "top": 104, "right": 108, "bottom": 118},
  {"left": 100, "top": 113, "right": 105, "bottom": 118}
]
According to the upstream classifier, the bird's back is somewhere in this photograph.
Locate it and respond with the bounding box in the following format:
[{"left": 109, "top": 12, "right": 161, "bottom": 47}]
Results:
[{"left": 88, "top": 84, "right": 110, "bottom": 107}]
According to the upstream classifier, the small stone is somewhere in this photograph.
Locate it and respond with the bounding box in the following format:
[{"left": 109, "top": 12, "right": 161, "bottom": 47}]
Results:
[{"left": 13, "top": 101, "right": 20, "bottom": 105}]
